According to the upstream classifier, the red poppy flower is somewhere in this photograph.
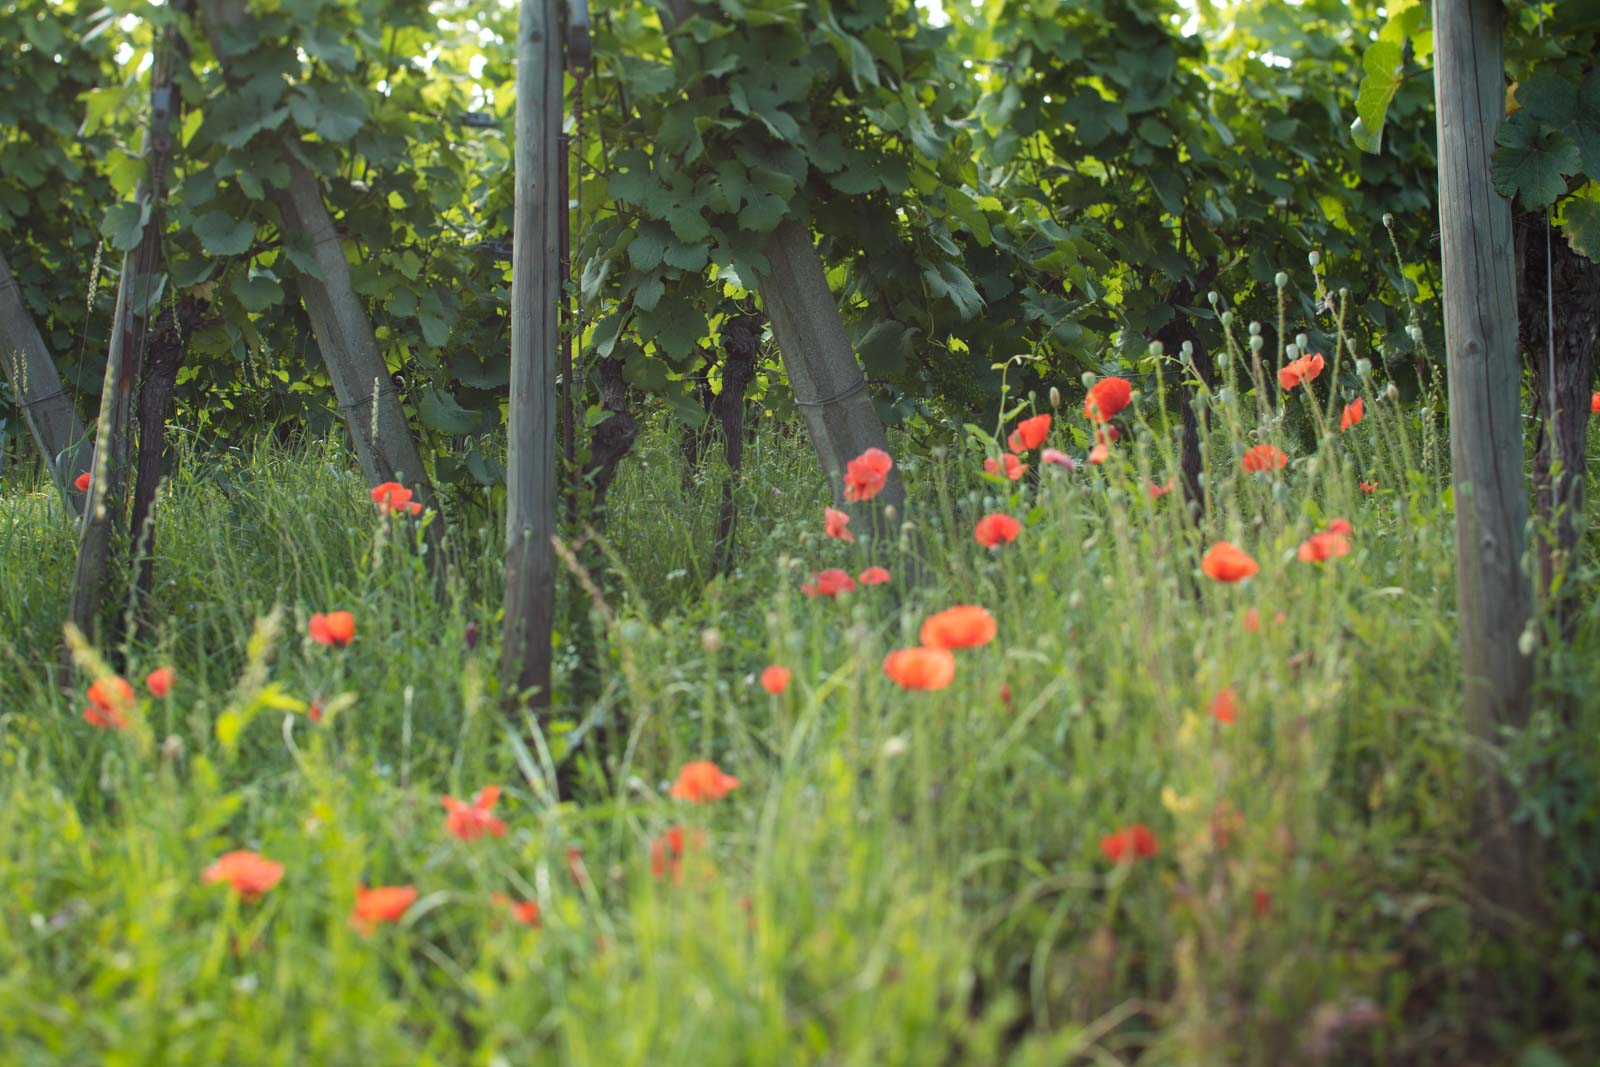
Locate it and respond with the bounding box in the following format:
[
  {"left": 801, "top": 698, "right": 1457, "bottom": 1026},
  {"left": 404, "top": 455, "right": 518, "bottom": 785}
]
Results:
[
  {"left": 1202, "top": 542, "right": 1259, "bottom": 582},
  {"left": 74, "top": 471, "right": 92, "bottom": 492},
  {"left": 441, "top": 786, "right": 507, "bottom": 841},
  {"left": 760, "top": 665, "right": 791, "bottom": 694},
  {"left": 974, "top": 513, "right": 1021, "bottom": 547},
  {"left": 84, "top": 675, "right": 135, "bottom": 730},
  {"left": 1084, "top": 376, "right": 1132, "bottom": 422},
  {"left": 843, "top": 447, "right": 893, "bottom": 502},
  {"left": 1326, "top": 518, "right": 1353, "bottom": 536},
  {"left": 1000, "top": 683, "right": 1013, "bottom": 708},
  {"left": 307, "top": 697, "right": 324, "bottom": 724},
  {"left": 1148, "top": 478, "right": 1175, "bottom": 500},
  {"left": 1008, "top": 413, "right": 1052, "bottom": 453},
  {"left": 1041, "top": 448, "right": 1075, "bottom": 470},
  {"left": 1297, "top": 531, "right": 1351, "bottom": 563},
  {"left": 1100, "top": 823, "right": 1158, "bottom": 863},
  {"left": 1241, "top": 444, "right": 1288, "bottom": 472},
  {"left": 669, "top": 760, "right": 740, "bottom": 803},
  {"left": 308, "top": 611, "right": 355, "bottom": 647},
  {"left": 649, "top": 826, "right": 706, "bottom": 884},
  {"left": 1277, "top": 352, "right": 1325, "bottom": 390},
  {"left": 351, "top": 885, "right": 417, "bottom": 933},
  {"left": 858, "top": 566, "right": 891, "bottom": 586},
  {"left": 145, "top": 666, "right": 175, "bottom": 698},
  {"left": 882, "top": 647, "right": 957, "bottom": 690},
  {"left": 1088, "top": 443, "right": 1109, "bottom": 465},
  {"left": 802, "top": 568, "right": 856, "bottom": 598},
  {"left": 1340, "top": 397, "right": 1364, "bottom": 431},
  {"left": 824, "top": 506, "right": 854, "bottom": 543},
  {"left": 566, "top": 846, "right": 588, "bottom": 887},
  {"left": 1592, "top": 391, "right": 1600, "bottom": 414},
  {"left": 1253, "top": 888, "right": 1273, "bottom": 918},
  {"left": 202, "top": 851, "right": 285, "bottom": 900},
  {"left": 1211, "top": 802, "right": 1244, "bottom": 849},
  {"left": 984, "top": 452, "right": 1028, "bottom": 480},
  {"left": 1359, "top": 480, "right": 1378, "bottom": 494},
  {"left": 919, "top": 605, "right": 997, "bottom": 650},
  {"left": 491, "top": 892, "right": 542, "bottom": 927},
  {"left": 370, "top": 481, "right": 423, "bottom": 515},
  {"left": 1095, "top": 425, "right": 1121, "bottom": 446},
  {"left": 1243, "top": 608, "right": 1261, "bottom": 633},
  {"left": 1210, "top": 687, "right": 1238, "bottom": 725}
]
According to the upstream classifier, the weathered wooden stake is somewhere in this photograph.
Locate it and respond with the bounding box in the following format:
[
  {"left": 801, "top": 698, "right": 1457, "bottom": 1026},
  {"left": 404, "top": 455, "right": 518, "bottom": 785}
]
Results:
[
  {"left": 0, "top": 246, "right": 93, "bottom": 514},
  {"left": 1433, "top": 0, "right": 1539, "bottom": 921},
  {"left": 501, "top": 0, "right": 563, "bottom": 710}
]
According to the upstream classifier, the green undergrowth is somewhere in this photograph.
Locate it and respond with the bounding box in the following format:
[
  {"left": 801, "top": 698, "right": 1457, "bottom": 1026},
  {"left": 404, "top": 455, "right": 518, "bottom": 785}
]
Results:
[{"left": 1, "top": 392, "right": 1598, "bottom": 1066}]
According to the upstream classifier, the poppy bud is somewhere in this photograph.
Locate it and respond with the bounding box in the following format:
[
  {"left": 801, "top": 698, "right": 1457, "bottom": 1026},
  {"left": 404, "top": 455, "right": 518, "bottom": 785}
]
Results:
[
  {"left": 1382, "top": 212, "right": 1394, "bottom": 228},
  {"left": 1215, "top": 353, "right": 1229, "bottom": 370},
  {"left": 1180, "top": 340, "right": 1193, "bottom": 357},
  {"left": 1049, "top": 387, "right": 1061, "bottom": 409},
  {"left": 1080, "top": 371, "right": 1096, "bottom": 389},
  {"left": 1308, "top": 251, "right": 1321, "bottom": 267},
  {"left": 881, "top": 735, "right": 909, "bottom": 759},
  {"left": 1386, "top": 383, "right": 1400, "bottom": 401},
  {"left": 883, "top": 504, "right": 897, "bottom": 523},
  {"left": 161, "top": 734, "right": 185, "bottom": 763},
  {"left": 1249, "top": 336, "right": 1264, "bottom": 353},
  {"left": 701, "top": 628, "right": 722, "bottom": 654},
  {"left": 1220, "top": 311, "right": 1234, "bottom": 327},
  {"left": 1295, "top": 333, "right": 1308, "bottom": 351},
  {"left": 1356, "top": 358, "right": 1372, "bottom": 377},
  {"left": 464, "top": 621, "right": 480, "bottom": 650},
  {"left": 1207, "top": 290, "right": 1219, "bottom": 306},
  {"left": 1274, "top": 271, "right": 1288, "bottom": 288},
  {"left": 1407, "top": 324, "right": 1423, "bottom": 343},
  {"left": 1147, "top": 340, "right": 1164, "bottom": 357},
  {"left": 1248, "top": 321, "right": 1261, "bottom": 336},
  {"left": 1285, "top": 344, "right": 1299, "bottom": 361}
]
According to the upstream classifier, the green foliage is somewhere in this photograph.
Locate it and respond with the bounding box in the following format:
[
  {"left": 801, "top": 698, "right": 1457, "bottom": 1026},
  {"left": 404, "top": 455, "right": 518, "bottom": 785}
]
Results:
[{"left": 3, "top": 357, "right": 1600, "bottom": 1059}]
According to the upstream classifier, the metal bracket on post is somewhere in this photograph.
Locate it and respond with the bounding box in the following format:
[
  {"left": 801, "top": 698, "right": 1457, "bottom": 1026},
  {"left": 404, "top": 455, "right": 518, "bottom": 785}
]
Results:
[{"left": 565, "top": 0, "right": 590, "bottom": 70}]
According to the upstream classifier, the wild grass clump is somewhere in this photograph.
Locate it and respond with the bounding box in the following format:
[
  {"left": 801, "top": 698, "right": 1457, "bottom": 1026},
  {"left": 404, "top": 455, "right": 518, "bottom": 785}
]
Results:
[{"left": 1, "top": 333, "right": 1598, "bottom": 1064}]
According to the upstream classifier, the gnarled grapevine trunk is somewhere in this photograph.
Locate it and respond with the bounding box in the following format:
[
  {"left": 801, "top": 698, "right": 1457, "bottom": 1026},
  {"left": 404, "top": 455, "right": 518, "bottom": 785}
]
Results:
[
  {"left": 712, "top": 312, "right": 761, "bottom": 571},
  {"left": 0, "top": 246, "right": 93, "bottom": 514},
  {"left": 66, "top": 26, "right": 182, "bottom": 645},
  {"left": 1517, "top": 217, "right": 1599, "bottom": 638}
]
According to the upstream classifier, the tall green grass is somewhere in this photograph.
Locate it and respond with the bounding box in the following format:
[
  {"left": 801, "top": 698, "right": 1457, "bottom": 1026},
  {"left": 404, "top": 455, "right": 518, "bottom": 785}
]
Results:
[{"left": 1, "top": 375, "right": 1597, "bottom": 1065}]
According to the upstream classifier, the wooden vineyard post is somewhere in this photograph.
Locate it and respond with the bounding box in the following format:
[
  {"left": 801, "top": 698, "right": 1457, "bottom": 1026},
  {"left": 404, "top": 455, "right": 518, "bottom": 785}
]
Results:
[
  {"left": 501, "top": 0, "right": 564, "bottom": 711},
  {"left": 1433, "top": 0, "right": 1539, "bottom": 921},
  {"left": 0, "top": 246, "right": 94, "bottom": 514},
  {"left": 65, "top": 29, "right": 181, "bottom": 643}
]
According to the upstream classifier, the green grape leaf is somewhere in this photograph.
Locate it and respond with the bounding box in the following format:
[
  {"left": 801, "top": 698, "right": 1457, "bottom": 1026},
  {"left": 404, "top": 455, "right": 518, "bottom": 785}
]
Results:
[
  {"left": 1351, "top": 40, "right": 1403, "bottom": 154},
  {"left": 736, "top": 190, "right": 788, "bottom": 233},
  {"left": 627, "top": 225, "right": 669, "bottom": 271},
  {"left": 923, "top": 261, "right": 983, "bottom": 320},
  {"left": 101, "top": 199, "right": 152, "bottom": 251},
  {"left": 1493, "top": 114, "right": 1581, "bottom": 209},
  {"left": 231, "top": 268, "right": 283, "bottom": 312},
  {"left": 856, "top": 320, "right": 915, "bottom": 379},
  {"left": 420, "top": 387, "right": 479, "bottom": 434},
  {"left": 194, "top": 210, "right": 256, "bottom": 256},
  {"left": 1516, "top": 73, "right": 1576, "bottom": 127},
  {"left": 1560, "top": 195, "right": 1600, "bottom": 262}
]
